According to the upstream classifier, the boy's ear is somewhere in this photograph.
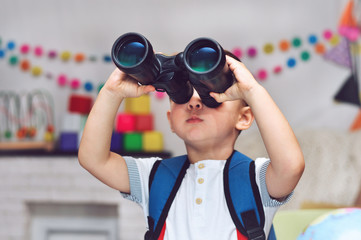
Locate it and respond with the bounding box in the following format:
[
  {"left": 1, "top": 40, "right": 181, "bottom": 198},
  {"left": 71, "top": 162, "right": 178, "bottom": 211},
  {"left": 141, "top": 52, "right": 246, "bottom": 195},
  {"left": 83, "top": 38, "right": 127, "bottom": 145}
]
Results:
[
  {"left": 235, "top": 106, "right": 254, "bottom": 131},
  {"left": 167, "top": 110, "right": 175, "bottom": 132}
]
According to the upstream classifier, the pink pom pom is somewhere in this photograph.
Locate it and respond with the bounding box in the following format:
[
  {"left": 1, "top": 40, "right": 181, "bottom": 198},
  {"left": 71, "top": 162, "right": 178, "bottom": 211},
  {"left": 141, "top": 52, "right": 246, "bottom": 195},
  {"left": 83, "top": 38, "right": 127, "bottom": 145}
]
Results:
[
  {"left": 20, "top": 44, "right": 30, "bottom": 54},
  {"left": 231, "top": 47, "right": 242, "bottom": 59},
  {"left": 257, "top": 69, "right": 268, "bottom": 81},
  {"left": 70, "top": 78, "right": 81, "bottom": 89},
  {"left": 34, "top": 46, "right": 43, "bottom": 57},
  {"left": 57, "top": 74, "right": 67, "bottom": 86},
  {"left": 48, "top": 50, "right": 57, "bottom": 59},
  {"left": 323, "top": 29, "right": 333, "bottom": 40},
  {"left": 273, "top": 65, "right": 282, "bottom": 74},
  {"left": 247, "top": 47, "right": 257, "bottom": 58}
]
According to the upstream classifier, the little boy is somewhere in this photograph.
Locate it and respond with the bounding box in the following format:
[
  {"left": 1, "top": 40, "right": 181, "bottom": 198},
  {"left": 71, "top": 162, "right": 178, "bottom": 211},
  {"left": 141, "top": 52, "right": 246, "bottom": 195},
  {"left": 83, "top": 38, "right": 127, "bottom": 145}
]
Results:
[{"left": 78, "top": 55, "right": 305, "bottom": 239}]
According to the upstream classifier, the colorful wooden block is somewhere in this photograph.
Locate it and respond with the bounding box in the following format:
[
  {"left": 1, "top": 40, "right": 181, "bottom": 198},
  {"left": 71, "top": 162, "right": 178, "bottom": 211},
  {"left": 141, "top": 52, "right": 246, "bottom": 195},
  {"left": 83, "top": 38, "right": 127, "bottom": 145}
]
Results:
[
  {"left": 124, "top": 132, "right": 142, "bottom": 152},
  {"left": 143, "top": 131, "right": 163, "bottom": 152},
  {"left": 59, "top": 132, "right": 78, "bottom": 151},
  {"left": 135, "top": 114, "right": 154, "bottom": 131},
  {"left": 110, "top": 132, "right": 123, "bottom": 152},
  {"left": 68, "top": 95, "right": 93, "bottom": 115},
  {"left": 125, "top": 94, "right": 151, "bottom": 114},
  {"left": 116, "top": 113, "right": 136, "bottom": 133}
]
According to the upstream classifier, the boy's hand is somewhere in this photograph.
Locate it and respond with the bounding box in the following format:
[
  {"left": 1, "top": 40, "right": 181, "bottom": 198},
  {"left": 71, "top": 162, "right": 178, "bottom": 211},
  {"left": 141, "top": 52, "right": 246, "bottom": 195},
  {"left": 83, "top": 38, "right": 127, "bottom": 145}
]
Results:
[
  {"left": 210, "top": 56, "right": 260, "bottom": 104},
  {"left": 104, "top": 68, "right": 155, "bottom": 99}
]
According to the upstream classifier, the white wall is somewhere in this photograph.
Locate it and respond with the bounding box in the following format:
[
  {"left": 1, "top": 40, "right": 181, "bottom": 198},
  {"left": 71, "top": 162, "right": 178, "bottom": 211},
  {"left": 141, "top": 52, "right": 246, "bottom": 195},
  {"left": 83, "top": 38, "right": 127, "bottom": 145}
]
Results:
[{"left": 0, "top": 0, "right": 359, "bottom": 156}]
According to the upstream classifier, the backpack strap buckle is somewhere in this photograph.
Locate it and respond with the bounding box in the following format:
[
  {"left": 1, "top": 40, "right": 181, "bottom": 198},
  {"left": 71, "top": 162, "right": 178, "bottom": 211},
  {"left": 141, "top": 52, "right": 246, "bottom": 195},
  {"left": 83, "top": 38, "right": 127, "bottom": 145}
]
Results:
[
  {"left": 241, "top": 210, "right": 266, "bottom": 240},
  {"left": 247, "top": 227, "right": 266, "bottom": 240}
]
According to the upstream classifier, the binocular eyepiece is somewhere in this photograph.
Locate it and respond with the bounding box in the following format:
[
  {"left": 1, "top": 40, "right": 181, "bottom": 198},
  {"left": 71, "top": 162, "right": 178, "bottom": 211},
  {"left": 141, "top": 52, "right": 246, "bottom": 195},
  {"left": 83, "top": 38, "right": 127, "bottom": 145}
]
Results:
[{"left": 111, "top": 32, "right": 234, "bottom": 108}]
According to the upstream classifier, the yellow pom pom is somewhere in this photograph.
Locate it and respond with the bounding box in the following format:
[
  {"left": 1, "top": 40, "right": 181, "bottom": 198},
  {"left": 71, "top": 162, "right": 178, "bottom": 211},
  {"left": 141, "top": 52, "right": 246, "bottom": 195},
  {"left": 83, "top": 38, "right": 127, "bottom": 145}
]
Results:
[
  {"left": 60, "top": 51, "right": 72, "bottom": 61},
  {"left": 329, "top": 35, "right": 340, "bottom": 46},
  {"left": 31, "top": 66, "right": 42, "bottom": 76},
  {"left": 263, "top": 43, "right": 274, "bottom": 54}
]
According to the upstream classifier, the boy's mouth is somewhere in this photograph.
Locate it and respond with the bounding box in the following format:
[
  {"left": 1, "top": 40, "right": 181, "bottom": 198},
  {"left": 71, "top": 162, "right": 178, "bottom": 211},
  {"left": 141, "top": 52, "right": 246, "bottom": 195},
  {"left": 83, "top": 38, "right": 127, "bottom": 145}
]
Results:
[{"left": 186, "top": 116, "right": 203, "bottom": 123}]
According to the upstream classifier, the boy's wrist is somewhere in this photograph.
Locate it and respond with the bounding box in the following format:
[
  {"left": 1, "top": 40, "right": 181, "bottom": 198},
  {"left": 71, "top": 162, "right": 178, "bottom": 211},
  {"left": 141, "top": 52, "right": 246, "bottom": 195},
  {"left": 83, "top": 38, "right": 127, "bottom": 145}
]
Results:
[
  {"left": 242, "top": 84, "right": 267, "bottom": 106},
  {"left": 99, "top": 86, "right": 125, "bottom": 105}
]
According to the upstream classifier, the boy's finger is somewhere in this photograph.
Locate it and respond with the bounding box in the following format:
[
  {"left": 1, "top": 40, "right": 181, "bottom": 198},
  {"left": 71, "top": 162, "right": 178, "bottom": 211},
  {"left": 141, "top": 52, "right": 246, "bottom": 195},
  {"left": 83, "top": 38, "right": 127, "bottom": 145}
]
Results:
[
  {"left": 210, "top": 92, "right": 227, "bottom": 103},
  {"left": 139, "top": 85, "right": 156, "bottom": 95}
]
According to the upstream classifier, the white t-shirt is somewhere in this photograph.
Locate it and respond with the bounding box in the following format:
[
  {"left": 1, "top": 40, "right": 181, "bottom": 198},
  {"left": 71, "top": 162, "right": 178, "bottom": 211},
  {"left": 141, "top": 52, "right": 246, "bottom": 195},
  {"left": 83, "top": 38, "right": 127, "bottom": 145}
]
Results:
[{"left": 122, "top": 156, "right": 291, "bottom": 240}]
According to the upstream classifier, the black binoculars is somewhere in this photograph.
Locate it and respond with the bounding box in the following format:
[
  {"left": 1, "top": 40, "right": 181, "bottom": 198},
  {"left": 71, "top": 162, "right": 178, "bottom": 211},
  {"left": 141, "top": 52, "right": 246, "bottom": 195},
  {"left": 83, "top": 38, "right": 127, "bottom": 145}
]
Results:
[{"left": 111, "top": 32, "right": 234, "bottom": 108}]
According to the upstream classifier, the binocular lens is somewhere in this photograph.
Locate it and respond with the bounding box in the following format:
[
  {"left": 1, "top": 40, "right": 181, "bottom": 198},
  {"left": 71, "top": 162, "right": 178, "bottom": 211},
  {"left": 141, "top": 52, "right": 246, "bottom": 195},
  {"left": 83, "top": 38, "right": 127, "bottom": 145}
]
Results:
[
  {"left": 116, "top": 41, "right": 146, "bottom": 67},
  {"left": 188, "top": 46, "right": 218, "bottom": 72}
]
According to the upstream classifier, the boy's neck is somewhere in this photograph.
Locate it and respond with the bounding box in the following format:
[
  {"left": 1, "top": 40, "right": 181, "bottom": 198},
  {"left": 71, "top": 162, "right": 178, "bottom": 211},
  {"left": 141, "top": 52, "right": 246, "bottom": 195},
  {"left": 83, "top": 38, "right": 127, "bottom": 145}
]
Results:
[{"left": 185, "top": 144, "right": 235, "bottom": 164}]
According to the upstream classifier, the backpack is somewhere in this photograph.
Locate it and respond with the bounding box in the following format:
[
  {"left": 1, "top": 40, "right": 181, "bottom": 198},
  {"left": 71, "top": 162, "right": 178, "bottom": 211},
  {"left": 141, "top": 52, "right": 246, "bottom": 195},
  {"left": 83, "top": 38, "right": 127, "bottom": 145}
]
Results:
[{"left": 144, "top": 150, "right": 277, "bottom": 240}]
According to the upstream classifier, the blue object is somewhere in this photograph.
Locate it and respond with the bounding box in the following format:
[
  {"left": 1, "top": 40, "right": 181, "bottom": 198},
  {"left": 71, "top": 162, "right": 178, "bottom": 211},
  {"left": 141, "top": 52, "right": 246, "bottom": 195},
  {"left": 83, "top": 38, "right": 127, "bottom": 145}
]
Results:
[
  {"left": 0, "top": 49, "right": 5, "bottom": 58},
  {"left": 298, "top": 208, "right": 361, "bottom": 240},
  {"left": 59, "top": 132, "right": 78, "bottom": 151},
  {"left": 287, "top": 58, "right": 297, "bottom": 68},
  {"left": 103, "top": 55, "right": 112, "bottom": 63},
  {"left": 145, "top": 151, "right": 276, "bottom": 240},
  {"left": 7, "top": 41, "right": 16, "bottom": 50},
  {"left": 110, "top": 131, "right": 123, "bottom": 152},
  {"left": 84, "top": 81, "right": 94, "bottom": 92},
  {"left": 308, "top": 34, "right": 318, "bottom": 45}
]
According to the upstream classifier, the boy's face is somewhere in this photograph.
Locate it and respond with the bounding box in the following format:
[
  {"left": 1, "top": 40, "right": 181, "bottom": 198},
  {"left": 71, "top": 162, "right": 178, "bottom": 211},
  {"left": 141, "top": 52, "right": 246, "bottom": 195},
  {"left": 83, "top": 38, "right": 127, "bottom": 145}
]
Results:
[{"left": 167, "top": 90, "right": 253, "bottom": 148}]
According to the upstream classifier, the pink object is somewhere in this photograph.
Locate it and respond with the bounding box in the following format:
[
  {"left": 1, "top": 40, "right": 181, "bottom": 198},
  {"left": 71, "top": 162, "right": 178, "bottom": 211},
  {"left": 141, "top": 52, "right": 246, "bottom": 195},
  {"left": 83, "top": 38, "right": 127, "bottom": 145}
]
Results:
[
  {"left": 257, "top": 69, "right": 268, "bottom": 81},
  {"left": 273, "top": 65, "right": 282, "bottom": 74},
  {"left": 339, "top": 26, "right": 361, "bottom": 42},
  {"left": 48, "top": 50, "right": 57, "bottom": 59},
  {"left": 247, "top": 47, "right": 257, "bottom": 57},
  {"left": 323, "top": 29, "right": 333, "bottom": 40},
  {"left": 57, "top": 74, "right": 67, "bottom": 86},
  {"left": 34, "top": 46, "right": 43, "bottom": 57},
  {"left": 231, "top": 47, "right": 242, "bottom": 59},
  {"left": 20, "top": 44, "right": 30, "bottom": 54},
  {"left": 347, "top": 29, "right": 360, "bottom": 42},
  {"left": 116, "top": 113, "right": 136, "bottom": 132},
  {"left": 70, "top": 78, "right": 81, "bottom": 89},
  {"left": 155, "top": 91, "right": 166, "bottom": 99}
]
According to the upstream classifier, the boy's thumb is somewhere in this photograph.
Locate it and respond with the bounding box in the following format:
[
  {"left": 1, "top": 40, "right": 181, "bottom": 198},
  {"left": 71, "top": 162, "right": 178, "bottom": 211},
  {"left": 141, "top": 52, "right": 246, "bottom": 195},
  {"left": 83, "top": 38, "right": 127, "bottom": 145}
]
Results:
[
  {"left": 141, "top": 85, "right": 156, "bottom": 94},
  {"left": 210, "top": 92, "right": 226, "bottom": 103}
]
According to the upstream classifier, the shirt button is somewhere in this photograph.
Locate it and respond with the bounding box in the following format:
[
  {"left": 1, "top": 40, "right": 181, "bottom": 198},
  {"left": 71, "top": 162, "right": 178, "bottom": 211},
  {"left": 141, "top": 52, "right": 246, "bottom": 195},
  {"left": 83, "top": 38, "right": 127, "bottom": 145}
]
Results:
[
  {"left": 197, "top": 178, "right": 204, "bottom": 184},
  {"left": 195, "top": 198, "right": 203, "bottom": 205},
  {"left": 198, "top": 163, "right": 205, "bottom": 169}
]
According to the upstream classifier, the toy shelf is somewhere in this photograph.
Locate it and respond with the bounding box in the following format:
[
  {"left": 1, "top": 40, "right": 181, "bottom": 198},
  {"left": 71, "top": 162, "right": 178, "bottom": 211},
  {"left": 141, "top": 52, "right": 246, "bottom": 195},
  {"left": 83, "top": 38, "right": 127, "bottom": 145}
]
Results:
[
  {"left": 0, "top": 146, "right": 172, "bottom": 158},
  {"left": 0, "top": 141, "right": 55, "bottom": 152}
]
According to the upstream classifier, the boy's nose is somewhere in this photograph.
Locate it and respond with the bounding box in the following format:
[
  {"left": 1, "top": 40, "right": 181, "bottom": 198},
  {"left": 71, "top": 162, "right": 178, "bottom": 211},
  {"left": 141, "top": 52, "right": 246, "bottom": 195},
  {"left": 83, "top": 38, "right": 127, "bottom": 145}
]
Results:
[{"left": 187, "top": 91, "right": 203, "bottom": 111}]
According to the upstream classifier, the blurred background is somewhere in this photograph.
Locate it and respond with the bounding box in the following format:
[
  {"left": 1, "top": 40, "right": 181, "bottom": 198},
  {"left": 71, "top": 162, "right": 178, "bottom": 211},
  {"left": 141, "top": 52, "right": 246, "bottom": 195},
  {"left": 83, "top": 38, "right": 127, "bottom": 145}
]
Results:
[{"left": 1, "top": 0, "right": 361, "bottom": 239}]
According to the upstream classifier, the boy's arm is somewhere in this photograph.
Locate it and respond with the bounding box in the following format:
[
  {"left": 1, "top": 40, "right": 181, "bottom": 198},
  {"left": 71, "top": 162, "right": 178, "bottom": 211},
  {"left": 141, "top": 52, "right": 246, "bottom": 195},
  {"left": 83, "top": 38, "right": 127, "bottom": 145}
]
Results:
[
  {"left": 78, "top": 69, "right": 155, "bottom": 193},
  {"left": 211, "top": 56, "right": 305, "bottom": 199}
]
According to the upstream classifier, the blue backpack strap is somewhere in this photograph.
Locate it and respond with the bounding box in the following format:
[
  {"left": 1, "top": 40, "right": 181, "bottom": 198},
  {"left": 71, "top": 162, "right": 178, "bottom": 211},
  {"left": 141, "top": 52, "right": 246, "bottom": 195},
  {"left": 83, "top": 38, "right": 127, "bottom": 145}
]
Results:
[
  {"left": 145, "top": 155, "right": 189, "bottom": 240},
  {"left": 224, "top": 151, "right": 274, "bottom": 240},
  {"left": 268, "top": 225, "right": 276, "bottom": 240}
]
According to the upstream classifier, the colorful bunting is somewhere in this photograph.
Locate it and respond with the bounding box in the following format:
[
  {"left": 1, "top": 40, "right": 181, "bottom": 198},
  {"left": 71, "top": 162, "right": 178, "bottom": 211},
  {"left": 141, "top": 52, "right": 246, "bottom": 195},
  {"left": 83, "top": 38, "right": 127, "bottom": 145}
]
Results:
[
  {"left": 334, "top": 73, "right": 361, "bottom": 107},
  {"left": 323, "top": 37, "right": 352, "bottom": 69},
  {"left": 350, "top": 110, "right": 361, "bottom": 131},
  {"left": 338, "top": 0, "right": 361, "bottom": 42}
]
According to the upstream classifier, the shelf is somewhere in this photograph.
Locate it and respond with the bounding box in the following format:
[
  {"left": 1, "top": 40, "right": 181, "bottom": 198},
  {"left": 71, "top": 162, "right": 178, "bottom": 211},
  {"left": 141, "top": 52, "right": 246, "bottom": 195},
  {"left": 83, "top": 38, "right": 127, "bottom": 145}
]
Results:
[{"left": 0, "top": 148, "right": 172, "bottom": 158}]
